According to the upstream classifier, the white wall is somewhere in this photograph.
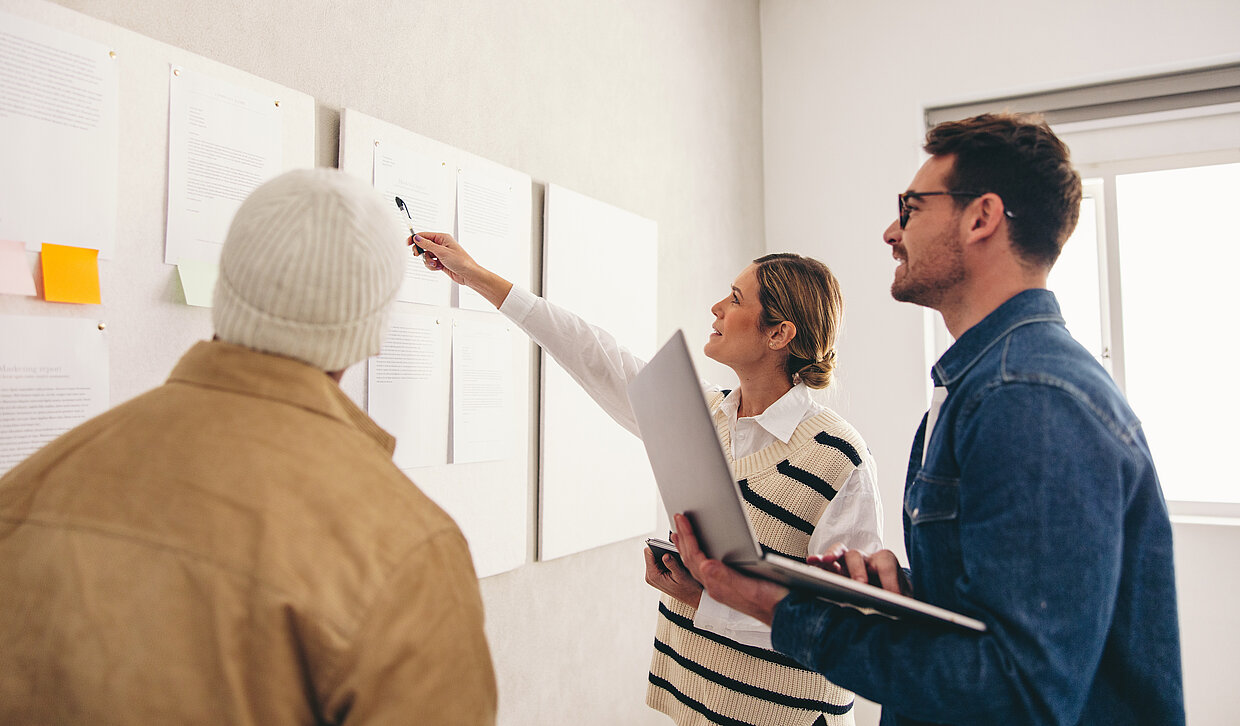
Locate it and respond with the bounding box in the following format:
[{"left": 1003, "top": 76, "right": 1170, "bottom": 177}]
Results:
[
  {"left": 761, "top": 1, "right": 1240, "bottom": 724},
  {"left": 43, "top": 1, "right": 765, "bottom": 723}
]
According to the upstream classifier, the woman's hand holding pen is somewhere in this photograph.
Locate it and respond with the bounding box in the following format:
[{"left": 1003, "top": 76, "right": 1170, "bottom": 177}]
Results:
[{"left": 413, "top": 232, "right": 514, "bottom": 309}]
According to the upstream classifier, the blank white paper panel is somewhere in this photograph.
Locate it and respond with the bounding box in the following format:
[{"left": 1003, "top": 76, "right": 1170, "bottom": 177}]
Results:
[
  {"left": 539, "top": 184, "right": 659, "bottom": 561},
  {"left": 339, "top": 108, "right": 534, "bottom": 578},
  {"left": 0, "top": 0, "right": 314, "bottom": 407}
]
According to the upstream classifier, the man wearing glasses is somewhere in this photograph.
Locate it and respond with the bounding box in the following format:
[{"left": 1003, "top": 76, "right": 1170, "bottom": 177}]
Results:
[{"left": 671, "top": 113, "right": 1185, "bottom": 725}]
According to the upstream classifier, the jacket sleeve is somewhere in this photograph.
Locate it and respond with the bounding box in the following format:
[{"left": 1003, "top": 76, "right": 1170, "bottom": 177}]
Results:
[
  {"left": 770, "top": 384, "right": 1130, "bottom": 725},
  {"left": 326, "top": 528, "right": 497, "bottom": 726}
]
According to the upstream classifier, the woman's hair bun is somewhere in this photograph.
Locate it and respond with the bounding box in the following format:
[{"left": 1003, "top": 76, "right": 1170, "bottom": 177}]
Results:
[{"left": 795, "top": 349, "right": 835, "bottom": 390}]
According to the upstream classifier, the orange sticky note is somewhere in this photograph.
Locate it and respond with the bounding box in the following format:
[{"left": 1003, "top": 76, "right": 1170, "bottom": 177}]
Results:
[{"left": 41, "top": 243, "right": 101, "bottom": 304}]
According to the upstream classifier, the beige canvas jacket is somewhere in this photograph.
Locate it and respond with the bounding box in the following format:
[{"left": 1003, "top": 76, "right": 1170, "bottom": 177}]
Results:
[{"left": 0, "top": 340, "right": 496, "bottom": 725}]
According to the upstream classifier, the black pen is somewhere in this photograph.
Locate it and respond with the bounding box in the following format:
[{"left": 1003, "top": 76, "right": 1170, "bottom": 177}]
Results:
[{"left": 394, "top": 196, "right": 424, "bottom": 255}]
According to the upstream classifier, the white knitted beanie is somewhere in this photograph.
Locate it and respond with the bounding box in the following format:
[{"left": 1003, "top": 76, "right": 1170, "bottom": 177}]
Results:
[{"left": 212, "top": 168, "right": 406, "bottom": 371}]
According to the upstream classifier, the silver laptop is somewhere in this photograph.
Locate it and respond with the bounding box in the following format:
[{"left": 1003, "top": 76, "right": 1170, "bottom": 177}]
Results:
[{"left": 627, "top": 330, "right": 986, "bottom": 632}]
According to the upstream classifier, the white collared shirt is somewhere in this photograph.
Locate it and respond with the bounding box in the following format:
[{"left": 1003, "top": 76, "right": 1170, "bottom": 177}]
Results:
[{"left": 499, "top": 286, "right": 882, "bottom": 649}]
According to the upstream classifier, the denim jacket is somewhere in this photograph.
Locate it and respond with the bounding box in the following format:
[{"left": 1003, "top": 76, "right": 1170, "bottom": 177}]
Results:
[{"left": 771, "top": 289, "right": 1184, "bottom": 725}]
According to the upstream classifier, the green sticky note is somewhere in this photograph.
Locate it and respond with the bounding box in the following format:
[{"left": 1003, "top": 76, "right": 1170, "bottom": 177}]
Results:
[{"left": 177, "top": 260, "right": 219, "bottom": 307}]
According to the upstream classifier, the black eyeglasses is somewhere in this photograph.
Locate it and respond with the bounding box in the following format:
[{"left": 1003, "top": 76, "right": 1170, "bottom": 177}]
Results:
[{"left": 902, "top": 191, "right": 1016, "bottom": 228}]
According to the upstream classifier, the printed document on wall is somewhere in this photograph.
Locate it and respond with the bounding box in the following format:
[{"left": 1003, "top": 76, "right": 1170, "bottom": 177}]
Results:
[
  {"left": 451, "top": 318, "right": 513, "bottom": 463},
  {"left": 0, "top": 10, "right": 118, "bottom": 259},
  {"left": 456, "top": 165, "right": 520, "bottom": 311},
  {"left": 0, "top": 315, "right": 108, "bottom": 477},
  {"left": 367, "top": 311, "right": 449, "bottom": 469},
  {"left": 372, "top": 142, "right": 454, "bottom": 307},
  {"left": 165, "top": 65, "right": 282, "bottom": 265}
]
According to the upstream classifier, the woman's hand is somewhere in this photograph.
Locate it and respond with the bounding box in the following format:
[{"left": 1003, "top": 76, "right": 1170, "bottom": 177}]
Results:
[
  {"left": 644, "top": 544, "right": 703, "bottom": 609},
  {"left": 413, "top": 232, "right": 513, "bottom": 308}
]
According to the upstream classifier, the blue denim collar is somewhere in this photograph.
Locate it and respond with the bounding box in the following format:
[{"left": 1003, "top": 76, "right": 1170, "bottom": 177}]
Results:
[{"left": 931, "top": 288, "right": 1065, "bottom": 387}]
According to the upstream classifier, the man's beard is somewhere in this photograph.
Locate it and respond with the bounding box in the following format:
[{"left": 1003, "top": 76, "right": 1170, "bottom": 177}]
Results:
[{"left": 890, "top": 236, "right": 965, "bottom": 309}]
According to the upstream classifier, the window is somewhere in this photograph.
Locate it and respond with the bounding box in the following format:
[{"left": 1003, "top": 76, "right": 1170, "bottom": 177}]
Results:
[
  {"left": 1046, "top": 184, "right": 1104, "bottom": 368},
  {"left": 1051, "top": 161, "right": 1240, "bottom": 507},
  {"left": 1110, "top": 163, "right": 1240, "bottom": 505}
]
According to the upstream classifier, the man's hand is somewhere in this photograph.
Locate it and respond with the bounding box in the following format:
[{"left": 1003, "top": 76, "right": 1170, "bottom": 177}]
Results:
[
  {"left": 808, "top": 544, "right": 912, "bottom": 596},
  {"left": 673, "top": 514, "right": 790, "bottom": 626},
  {"left": 643, "top": 546, "right": 703, "bottom": 608}
]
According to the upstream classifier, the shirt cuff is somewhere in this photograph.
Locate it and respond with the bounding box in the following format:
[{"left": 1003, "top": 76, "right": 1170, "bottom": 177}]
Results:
[
  {"left": 497, "top": 285, "right": 537, "bottom": 323},
  {"left": 693, "top": 591, "right": 774, "bottom": 650}
]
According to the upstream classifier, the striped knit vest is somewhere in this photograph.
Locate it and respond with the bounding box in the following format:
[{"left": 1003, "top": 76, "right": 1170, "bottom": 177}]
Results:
[{"left": 646, "top": 391, "right": 867, "bottom": 726}]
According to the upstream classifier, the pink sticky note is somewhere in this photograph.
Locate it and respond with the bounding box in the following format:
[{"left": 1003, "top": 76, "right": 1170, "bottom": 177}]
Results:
[{"left": 0, "top": 240, "right": 37, "bottom": 297}]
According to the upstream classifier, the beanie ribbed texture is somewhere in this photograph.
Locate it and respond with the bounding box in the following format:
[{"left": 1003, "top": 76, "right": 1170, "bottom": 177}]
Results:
[{"left": 212, "top": 168, "right": 406, "bottom": 371}]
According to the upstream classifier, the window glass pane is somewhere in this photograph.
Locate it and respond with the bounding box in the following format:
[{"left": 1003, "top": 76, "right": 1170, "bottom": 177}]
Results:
[
  {"left": 1048, "top": 192, "right": 1104, "bottom": 363},
  {"left": 1116, "top": 162, "right": 1240, "bottom": 503}
]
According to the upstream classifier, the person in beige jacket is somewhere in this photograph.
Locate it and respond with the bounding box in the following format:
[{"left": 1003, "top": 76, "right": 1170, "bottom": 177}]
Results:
[{"left": 0, "top": 168, "right": 497, "bottom": 725}]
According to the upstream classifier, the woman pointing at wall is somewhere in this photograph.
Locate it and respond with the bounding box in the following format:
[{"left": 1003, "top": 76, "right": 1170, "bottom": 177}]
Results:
[{"left": 415, "top": 231, "right": 882, "bottom": 726}]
